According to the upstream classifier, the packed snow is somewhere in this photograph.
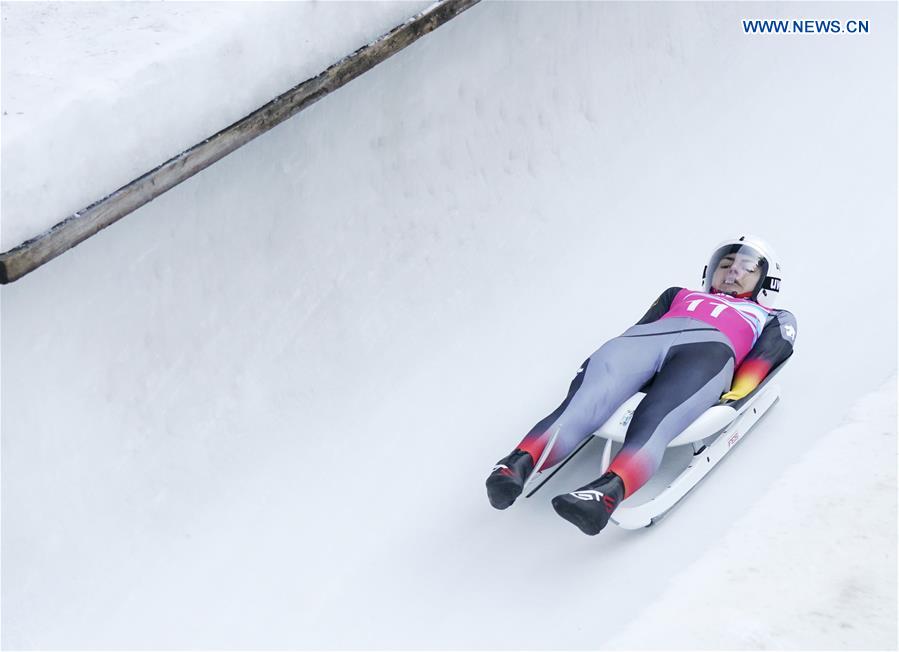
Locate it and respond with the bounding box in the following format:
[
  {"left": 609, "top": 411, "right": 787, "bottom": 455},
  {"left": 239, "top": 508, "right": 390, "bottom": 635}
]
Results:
[
  {"left": 1, "top": 1, "right": 896, "bottom": 649},
  {"left": 0, "top": 0, "right": 431, "bottom": 250},
  {"left": 609, "top": 375, "right": 897, "bottom": 649}
]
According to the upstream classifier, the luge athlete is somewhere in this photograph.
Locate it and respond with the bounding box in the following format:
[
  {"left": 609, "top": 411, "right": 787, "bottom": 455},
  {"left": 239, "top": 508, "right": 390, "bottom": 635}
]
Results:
[{"left": 486, "top": 236, "right": 797, "bottom": 536}]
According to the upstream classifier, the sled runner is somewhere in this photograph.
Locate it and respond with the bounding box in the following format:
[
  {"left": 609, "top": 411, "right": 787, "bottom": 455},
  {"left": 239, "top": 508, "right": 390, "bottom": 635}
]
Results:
[{"left": 522, "top": 359, "right": 788, "bottom": 529}]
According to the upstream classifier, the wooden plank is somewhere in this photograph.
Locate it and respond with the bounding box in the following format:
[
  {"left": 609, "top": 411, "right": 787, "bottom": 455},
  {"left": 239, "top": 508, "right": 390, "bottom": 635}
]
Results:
[{"left": 0, "top": 0, "right": 481, "bottom": 284}]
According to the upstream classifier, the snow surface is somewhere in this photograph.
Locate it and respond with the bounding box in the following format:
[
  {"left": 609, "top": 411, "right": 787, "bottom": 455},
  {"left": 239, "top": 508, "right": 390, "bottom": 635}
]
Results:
[
  {"left": 0, "top": 0, "right": 432, "bottom": 250},
  {"left": 608, "top": 375, "right": 898, "bottom": 650},
  {"left": 1, "top": 1, "right": 896, "bottom": 649}
]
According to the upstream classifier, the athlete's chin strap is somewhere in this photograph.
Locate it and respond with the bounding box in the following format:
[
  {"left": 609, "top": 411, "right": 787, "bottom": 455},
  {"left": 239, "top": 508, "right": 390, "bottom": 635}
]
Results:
[{"left": 711, "top": 288, "right": 754, "bottom": 300}]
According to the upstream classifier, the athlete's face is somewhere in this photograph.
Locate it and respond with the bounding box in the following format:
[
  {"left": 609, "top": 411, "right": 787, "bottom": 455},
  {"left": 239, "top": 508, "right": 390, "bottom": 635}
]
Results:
[{"left": 712, "top": 253, "right": 762, "bottom": 296}]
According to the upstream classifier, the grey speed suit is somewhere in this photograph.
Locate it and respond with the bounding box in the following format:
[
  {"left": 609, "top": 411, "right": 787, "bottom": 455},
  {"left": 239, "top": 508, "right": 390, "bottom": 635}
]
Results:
[{"left": 515, "top": 317, "right": 735, "bottom": 497}]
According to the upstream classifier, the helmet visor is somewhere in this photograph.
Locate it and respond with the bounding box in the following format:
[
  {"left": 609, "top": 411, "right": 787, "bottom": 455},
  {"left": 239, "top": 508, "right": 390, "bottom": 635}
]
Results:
[{"left": 704, "top": 244, "right": 769, "bottom": 298}]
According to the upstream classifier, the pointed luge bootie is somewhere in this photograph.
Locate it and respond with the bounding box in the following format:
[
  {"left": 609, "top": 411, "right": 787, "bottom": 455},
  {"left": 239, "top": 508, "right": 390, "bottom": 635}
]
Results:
[
  {"left": 551, "top": 471, "right": 626, "bottom": 535},
  {"left": 486, "top": 449, "right": 535, "bottom": 510}
]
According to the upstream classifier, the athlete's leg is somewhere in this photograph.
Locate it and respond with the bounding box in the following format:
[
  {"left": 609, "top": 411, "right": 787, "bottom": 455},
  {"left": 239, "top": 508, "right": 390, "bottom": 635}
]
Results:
[
  {"left": 608, "top": 341, "right": 735, "bottom": 498},
  {"left": 486, "top": 335, "right": 661, "bottom": 509},
  {"left": 516, "top": 338, "right": 661, "bottom": 470},
  {"left": 552, "top": 339, "right": 734, "bottom": 533}
]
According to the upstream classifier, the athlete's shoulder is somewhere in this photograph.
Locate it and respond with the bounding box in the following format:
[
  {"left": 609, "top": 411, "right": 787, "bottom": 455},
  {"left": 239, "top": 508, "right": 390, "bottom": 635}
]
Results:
[
  {"left": 648, "top": 286, "right": 685, "bottom": 304},
  {"left": 661, "top": 286, "right": 686, "bottom": 298},
  {"left": 765, "top": 308, "right": 797, "bottom": 343},
  {"left": 636, "top": 287, "right": 685, "bottom": 324},
  {"left": 767, "top": 307, "right": 797, "bottom": 324}
]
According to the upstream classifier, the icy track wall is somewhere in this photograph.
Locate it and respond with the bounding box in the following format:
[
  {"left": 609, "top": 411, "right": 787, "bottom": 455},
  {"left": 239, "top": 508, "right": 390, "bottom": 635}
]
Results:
[
  {"left": 2, "top": 2, "right": 896, "bottom": 648},
  {"left": 0, "top": 2, "right": 418, "bottom": 250},
  {"left": 0, "top": 0, "right": 463, "bottom": 281}
]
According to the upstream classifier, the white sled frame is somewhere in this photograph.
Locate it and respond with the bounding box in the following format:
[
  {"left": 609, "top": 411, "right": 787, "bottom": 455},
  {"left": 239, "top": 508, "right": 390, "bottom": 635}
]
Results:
[
  {"left": 608, "top": 384, "right": 779, "bottom": 528},
  {"left": 522, "top": 362, "right": 787, "bottom": 528}
]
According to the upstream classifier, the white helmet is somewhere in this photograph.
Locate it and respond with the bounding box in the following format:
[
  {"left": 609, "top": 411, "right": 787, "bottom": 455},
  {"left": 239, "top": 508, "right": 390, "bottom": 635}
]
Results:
[{"left": 701, "top": 235, "right": 783, "bottom": 308}]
